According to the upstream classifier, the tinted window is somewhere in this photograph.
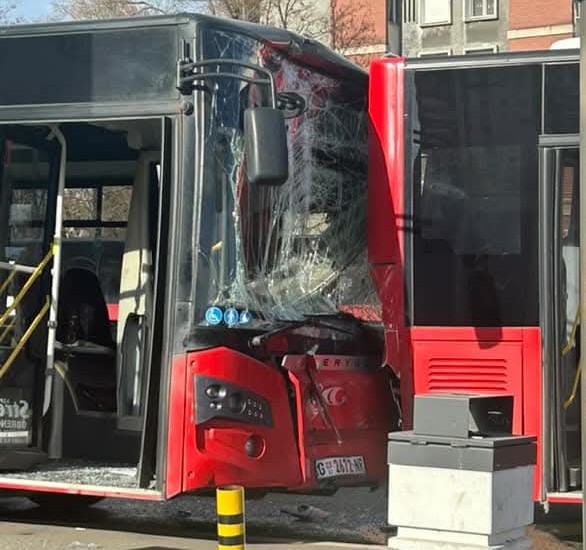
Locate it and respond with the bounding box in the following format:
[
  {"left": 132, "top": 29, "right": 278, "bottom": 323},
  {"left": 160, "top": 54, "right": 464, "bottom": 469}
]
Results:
[
  {"left": 544, "top": 63, "right": 578, "bottom": 135},
  {"left": 408, "top": 65, "right": 541, "bottom": 326},
  {"left": 0, "top": 27, "right": 178, "bottom": 105}
]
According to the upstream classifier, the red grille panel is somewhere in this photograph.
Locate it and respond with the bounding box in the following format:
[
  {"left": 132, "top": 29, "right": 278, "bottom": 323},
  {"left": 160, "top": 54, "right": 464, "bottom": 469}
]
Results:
[
  {"left": 411, "top": 335, "right": 524, "bottom": 431},
  {"left": 427, "top": 358, "right": 509, "bottom": 392}
]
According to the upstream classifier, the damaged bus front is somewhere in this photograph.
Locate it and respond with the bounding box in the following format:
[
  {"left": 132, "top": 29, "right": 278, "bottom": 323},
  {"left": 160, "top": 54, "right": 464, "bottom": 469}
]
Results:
[{"left": 0, "top": 14, "right": 393, "bottom": 503}]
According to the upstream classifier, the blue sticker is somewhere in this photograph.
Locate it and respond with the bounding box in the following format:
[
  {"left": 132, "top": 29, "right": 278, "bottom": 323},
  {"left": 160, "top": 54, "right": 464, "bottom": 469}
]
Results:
[
  {"left": 239, "top": 310, "right": 252, "bottom": 324},
  {"left": 205, "top": 306, "right": 223, "bottom": 326},
  {"left": 224, "top": 307, "right": 239, "bottom": 327}
]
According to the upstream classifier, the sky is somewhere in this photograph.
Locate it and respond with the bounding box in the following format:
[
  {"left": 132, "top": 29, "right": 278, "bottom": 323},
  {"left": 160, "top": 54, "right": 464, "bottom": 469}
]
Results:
[{"left": 12, "top": 0, "right": 52, "bottom": 21}]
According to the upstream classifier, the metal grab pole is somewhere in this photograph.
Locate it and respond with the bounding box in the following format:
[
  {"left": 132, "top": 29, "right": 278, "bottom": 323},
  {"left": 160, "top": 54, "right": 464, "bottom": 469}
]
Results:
[
  {"left": 216, "top": 485, "right": 245, "bottom": 550},
  {"left": 43, "top": 125, "right": 66, "bottom": 416},
  {"left": 578, "top": 0, "right": 586, "bottom": 541}
]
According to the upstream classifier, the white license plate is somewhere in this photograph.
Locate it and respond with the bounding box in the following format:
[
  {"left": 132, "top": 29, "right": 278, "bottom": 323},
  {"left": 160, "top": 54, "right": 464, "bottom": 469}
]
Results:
[{"left": 315, "top": 455, "right": 366, "bottom": 480}]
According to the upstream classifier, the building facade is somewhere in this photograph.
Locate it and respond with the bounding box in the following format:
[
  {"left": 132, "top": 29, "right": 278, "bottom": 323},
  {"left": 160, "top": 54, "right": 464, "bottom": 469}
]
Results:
[
  {"left": 380, "top": 0, "right": 579, "bottom": 57},
  {"left": 326, "top": 0, "right": 386, "bottom": 66},
  {"left": 508, "top": 0, "right": 575, "bottom": 50},
  {"left": 402, "top": 0, "right": 509, "bottom": 56}
]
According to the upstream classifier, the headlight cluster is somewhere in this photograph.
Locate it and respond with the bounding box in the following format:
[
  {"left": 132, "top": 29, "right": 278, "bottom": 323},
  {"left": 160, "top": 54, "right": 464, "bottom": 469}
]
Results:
[{"left": 195, "top": 375, "right": 274, "bottom": 428}]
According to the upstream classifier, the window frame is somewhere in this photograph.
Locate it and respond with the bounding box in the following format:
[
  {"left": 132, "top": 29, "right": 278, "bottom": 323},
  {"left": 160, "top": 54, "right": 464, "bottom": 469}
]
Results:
[
  {"left": 62, "top": 182, "right": 130, "bottom": 238},
  {"left": 465, "top": 44, "right": 499, "bottom": 54},
  {"left": 465, "top": 0, "right": 498, "bottom": 22},
  {"left": 420, "top": 0, "right": 452, "bottom": 27},
  {"left": 418, "top": 48, "right": 453, "bottom": 57}
]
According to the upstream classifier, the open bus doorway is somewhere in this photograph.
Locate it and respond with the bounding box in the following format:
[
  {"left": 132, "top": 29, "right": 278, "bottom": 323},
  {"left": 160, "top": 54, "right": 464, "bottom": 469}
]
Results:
[
  {"left": 541, "top": 143, "right": 582, "bottom": 494},
  {"left": 380, "top": 53, "right": 584, "bottom": 503},
  {"left": 0, "top": 119, "right": 166, "bottom": 498}
]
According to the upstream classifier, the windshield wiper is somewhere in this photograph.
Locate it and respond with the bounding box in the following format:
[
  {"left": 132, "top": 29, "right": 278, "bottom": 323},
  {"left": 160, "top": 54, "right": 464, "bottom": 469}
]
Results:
[{"left": 249, "top": 315, "right": 358, "bottom": 348}]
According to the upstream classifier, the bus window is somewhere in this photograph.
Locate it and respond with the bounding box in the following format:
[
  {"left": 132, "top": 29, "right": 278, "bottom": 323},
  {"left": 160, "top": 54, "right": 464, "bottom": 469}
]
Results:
[
  {"left": 409, "top": 65, "right": 541, "bottom": 327},
  {"left": 544, "top": 63, "right": 579, "bottom": 135}
]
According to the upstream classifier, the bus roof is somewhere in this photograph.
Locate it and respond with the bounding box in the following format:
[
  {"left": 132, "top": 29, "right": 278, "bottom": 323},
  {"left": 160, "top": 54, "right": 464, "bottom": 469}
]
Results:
[
  {"left": 403, "top": 48, "right": 579, "bottom": 71},
  {"left": 0, "top": 13, "right": 366, "bottom": 82},
  {"left": 0, "top": 13, "right": 366, "bottom": 121}
]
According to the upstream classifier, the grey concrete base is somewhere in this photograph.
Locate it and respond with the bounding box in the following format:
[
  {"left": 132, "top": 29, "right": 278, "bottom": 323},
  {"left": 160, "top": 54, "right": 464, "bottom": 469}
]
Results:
[
  {"left": 389, "top": 527, "right": 533, "bottom": 550},
  {"left": 388, "top": 464, "right": 534, "bottom": 534},
  {"left": 387, "top": 463, "right": 534, "bottom": 550}
]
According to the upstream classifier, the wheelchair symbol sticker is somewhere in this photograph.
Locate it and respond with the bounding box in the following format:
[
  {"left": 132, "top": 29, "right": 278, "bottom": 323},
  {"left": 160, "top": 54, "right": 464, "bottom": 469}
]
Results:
[{"left": 205, "top": 306, "right": 223, "bottom": 326}]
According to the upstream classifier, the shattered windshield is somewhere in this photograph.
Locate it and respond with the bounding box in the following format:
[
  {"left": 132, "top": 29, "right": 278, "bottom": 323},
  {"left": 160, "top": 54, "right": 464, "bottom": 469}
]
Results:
[{"left": 194, "top": 29, "right": 377, "bottom": 328}]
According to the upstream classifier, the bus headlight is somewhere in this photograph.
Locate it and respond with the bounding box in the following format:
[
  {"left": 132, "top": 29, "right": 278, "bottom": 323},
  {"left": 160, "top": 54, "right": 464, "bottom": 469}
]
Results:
[{"left": 195, "top": 375, "right": 273, "bottom": 428}]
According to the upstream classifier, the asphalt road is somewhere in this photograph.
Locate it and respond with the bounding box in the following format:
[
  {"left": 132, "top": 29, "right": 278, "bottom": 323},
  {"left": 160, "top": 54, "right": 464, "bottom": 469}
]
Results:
[
  {"left": 0, "top": 488, "right": 580, "bottom": 549},
  {"left": 0, "top": 521, "right": 385, "bottom": 550},
  {"left": 0, "top": 487, "right": 388, "bottom": 549}
]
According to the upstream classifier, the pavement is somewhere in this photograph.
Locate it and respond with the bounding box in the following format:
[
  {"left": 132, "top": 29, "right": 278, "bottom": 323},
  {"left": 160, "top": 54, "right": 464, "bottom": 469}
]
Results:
[
  {"left": 0, "top": 520, "right": 383, "bottom": 550},
  {"left": 0, "top": 489, "right": 580, "bottom": 549}
]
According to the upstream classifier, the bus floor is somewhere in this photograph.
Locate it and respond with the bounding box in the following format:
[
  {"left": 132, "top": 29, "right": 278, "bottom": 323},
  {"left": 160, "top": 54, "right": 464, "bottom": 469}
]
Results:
[{"left": 0, "top": 459, "right": 139, "bottom": 489}]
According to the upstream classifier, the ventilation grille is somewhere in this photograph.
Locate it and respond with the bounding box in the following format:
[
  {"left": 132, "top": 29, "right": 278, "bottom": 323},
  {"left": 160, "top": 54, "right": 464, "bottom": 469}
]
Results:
[{"left": 427, "top": 358, "right": 509, "bottom": 392}]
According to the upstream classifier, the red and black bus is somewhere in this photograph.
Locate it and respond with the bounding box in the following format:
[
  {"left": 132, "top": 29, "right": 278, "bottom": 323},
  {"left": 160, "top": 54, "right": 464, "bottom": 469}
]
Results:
[
  {"left": 0, "top": 13, "right": 394, "bottom": 505},
  {"left": 369, "top": 49, "right": 581, "bottom": 504}
]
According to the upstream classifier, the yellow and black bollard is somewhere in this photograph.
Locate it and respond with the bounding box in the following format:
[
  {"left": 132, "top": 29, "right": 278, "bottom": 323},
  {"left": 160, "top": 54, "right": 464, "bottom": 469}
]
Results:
[{"left": 216, "top": 485, "right": 245, "bottom": 550}]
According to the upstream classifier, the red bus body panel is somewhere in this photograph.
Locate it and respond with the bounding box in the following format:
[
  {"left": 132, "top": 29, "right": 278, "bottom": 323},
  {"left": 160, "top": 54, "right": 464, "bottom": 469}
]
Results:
[
  {"left": 165, "top": 346, "right": 392, "bottom": 494},
  {"left": 368, "top": 57, "right": 549, "bottom": 501},
  {"left": 0, "top": 481, "right": 162, "bottom": 500},
  {"left": 368, "top": 57, "right": 413, "bottom": 427},
  {"left": 182, "top": 347, "right": 301, "bottom": 491},
  {"left": 283, "top": 355, "right": 392, "bottom": 487},
  {"left": 165, "top": 354, "right": 188, "bottom": 498},
  {"left": 411, "top": 327, "right": 543, "bottom": 500}
]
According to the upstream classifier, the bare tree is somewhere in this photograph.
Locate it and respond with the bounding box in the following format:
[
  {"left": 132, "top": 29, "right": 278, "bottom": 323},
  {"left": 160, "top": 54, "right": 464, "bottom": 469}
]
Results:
[
  {"left": 329, "top": 0, "right": 375, "bottom": 56},
  {"left": 0, "top": 1, "right": 21, "bottom": 23},
  {"left": 266, "top": 0, "right": 327, "bottom": 38},
  {"left": 207, "top": 0, "right": 267, "bottom": 22},
  {"left": 49, "top": 0, "right": 374, "bottom": 61},
  {"left": 207, "top": 0, "right": 375, "bottom": 58},
  {"left": 50, "top": 0, "right": 204, "bottom": 20},
  {"left": 206, "top": 0, "right": 328, "bottom": 44}
]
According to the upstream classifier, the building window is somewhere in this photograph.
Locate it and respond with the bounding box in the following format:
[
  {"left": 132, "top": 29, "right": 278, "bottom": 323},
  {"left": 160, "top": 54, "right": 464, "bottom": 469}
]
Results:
[
  {"left": 467, "top": 0, "right": 497, "bottom": 20},
  {"left": 465, "top": 45, "right": 499, "bottom": 54},
  {"left": 403, "top": 0, "right": 416, "bottom": 23},
  {"left": 421, "top": 0, "right": 451, "bottom": 26},
  {"left": 418, "top": 49, "right": 452, "bottom": 57}
]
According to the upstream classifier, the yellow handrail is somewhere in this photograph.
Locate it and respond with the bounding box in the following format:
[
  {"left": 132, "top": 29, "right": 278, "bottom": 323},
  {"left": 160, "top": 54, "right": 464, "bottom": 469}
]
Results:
[
  {"left": 0, "top": 318, "right": 15, "bottom": 345},
  {"left": 563, "top": 307, "right": 582, "bottom": 409},
  {"left": 0, "top": 270, "right": 17, "bottom": 299},
  {"left": 0, "top": 297, "right": 49, "bottom": 382},
  {"left": 0, "top": 247, "right": 54, "bottom": 330}
]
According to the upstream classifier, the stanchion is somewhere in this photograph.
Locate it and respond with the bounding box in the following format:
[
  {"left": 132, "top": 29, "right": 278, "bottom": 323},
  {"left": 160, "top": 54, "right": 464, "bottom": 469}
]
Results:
[{"left": 216, "top": 485, "right": 245, "bottom": 550}]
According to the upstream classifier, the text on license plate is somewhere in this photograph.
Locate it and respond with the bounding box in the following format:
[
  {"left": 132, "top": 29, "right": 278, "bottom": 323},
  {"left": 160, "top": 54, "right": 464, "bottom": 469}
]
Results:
[{"left": 315, "top": 455, "right": 366, "bottom": 480}]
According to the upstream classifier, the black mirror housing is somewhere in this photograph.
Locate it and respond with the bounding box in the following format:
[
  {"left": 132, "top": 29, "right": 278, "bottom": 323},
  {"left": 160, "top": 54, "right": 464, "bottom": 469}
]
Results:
[{"left": 244, "top": 107, "right": 289, "bottom": 186}]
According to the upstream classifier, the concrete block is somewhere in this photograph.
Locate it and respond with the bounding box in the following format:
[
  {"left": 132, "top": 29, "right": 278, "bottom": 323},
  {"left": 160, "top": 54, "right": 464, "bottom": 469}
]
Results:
[
  {"left": 389, "top": 526, "right": 532, "bottom": 550},
  {"left": 387, "top": 464, "right": 534, "bottom": 550},
  {"left": 388, "top": 464, "right": 534, "bottom": 533}
]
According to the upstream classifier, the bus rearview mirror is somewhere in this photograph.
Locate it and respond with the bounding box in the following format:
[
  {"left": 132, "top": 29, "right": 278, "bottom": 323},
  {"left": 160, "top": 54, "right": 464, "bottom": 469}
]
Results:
[{"left": 244, "top": 107, "right": 288, "bottom": 186}]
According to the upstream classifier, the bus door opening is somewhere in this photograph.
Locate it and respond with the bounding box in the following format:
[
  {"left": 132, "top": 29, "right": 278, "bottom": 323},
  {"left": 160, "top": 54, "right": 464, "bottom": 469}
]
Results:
[
  {"left": 542, "top": 144, "right": 581, "bottom": 493},
  {"left": 0, "top": 120, "right": 164, "bottom": 491}
]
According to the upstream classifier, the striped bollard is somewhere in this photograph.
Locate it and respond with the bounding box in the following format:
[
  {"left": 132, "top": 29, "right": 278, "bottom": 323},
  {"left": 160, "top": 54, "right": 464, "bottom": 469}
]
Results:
[{"left": 216, "top": 485, "right": 245, "bottom": 550}]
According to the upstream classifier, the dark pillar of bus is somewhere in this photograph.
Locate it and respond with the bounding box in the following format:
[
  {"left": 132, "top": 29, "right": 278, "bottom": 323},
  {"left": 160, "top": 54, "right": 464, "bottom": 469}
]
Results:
[
  {"left": 386, "top": 0, "right": 402, "bottom": 55},
  {"left": 579, "top": 0, "right": 586, "bottom": 534}
]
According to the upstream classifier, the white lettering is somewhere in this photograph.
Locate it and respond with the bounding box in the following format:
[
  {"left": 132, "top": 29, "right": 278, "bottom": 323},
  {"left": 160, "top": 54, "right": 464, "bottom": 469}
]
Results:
[{"left": 19, "top": 400, "right": 29, "bottom": 419}]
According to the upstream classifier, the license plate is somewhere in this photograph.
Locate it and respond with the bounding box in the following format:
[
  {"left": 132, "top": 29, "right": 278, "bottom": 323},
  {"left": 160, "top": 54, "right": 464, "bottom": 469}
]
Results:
[{"left": 315, "top": 455, "right": 366, "bottom": 480}]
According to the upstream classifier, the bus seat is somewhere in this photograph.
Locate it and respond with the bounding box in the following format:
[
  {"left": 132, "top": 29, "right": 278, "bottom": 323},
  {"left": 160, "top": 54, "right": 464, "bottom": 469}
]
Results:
[
  {"left": 53, "top": 267, "right": 116, "bottom": 416},
  {"left": 117, "top": 151, "right": 156, "bottom": 344},
  {"left": 56, "top": 267, "right": 114, "bottom": 349},
  {"left": 116, "top": 151, "right": 157, "bottom": 421}
]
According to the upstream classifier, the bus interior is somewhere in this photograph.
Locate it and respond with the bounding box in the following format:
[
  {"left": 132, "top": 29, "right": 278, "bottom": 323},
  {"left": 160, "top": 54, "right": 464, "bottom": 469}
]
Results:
[{"left": 0, "top": 118, "right": 165, "bottom": 495}]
